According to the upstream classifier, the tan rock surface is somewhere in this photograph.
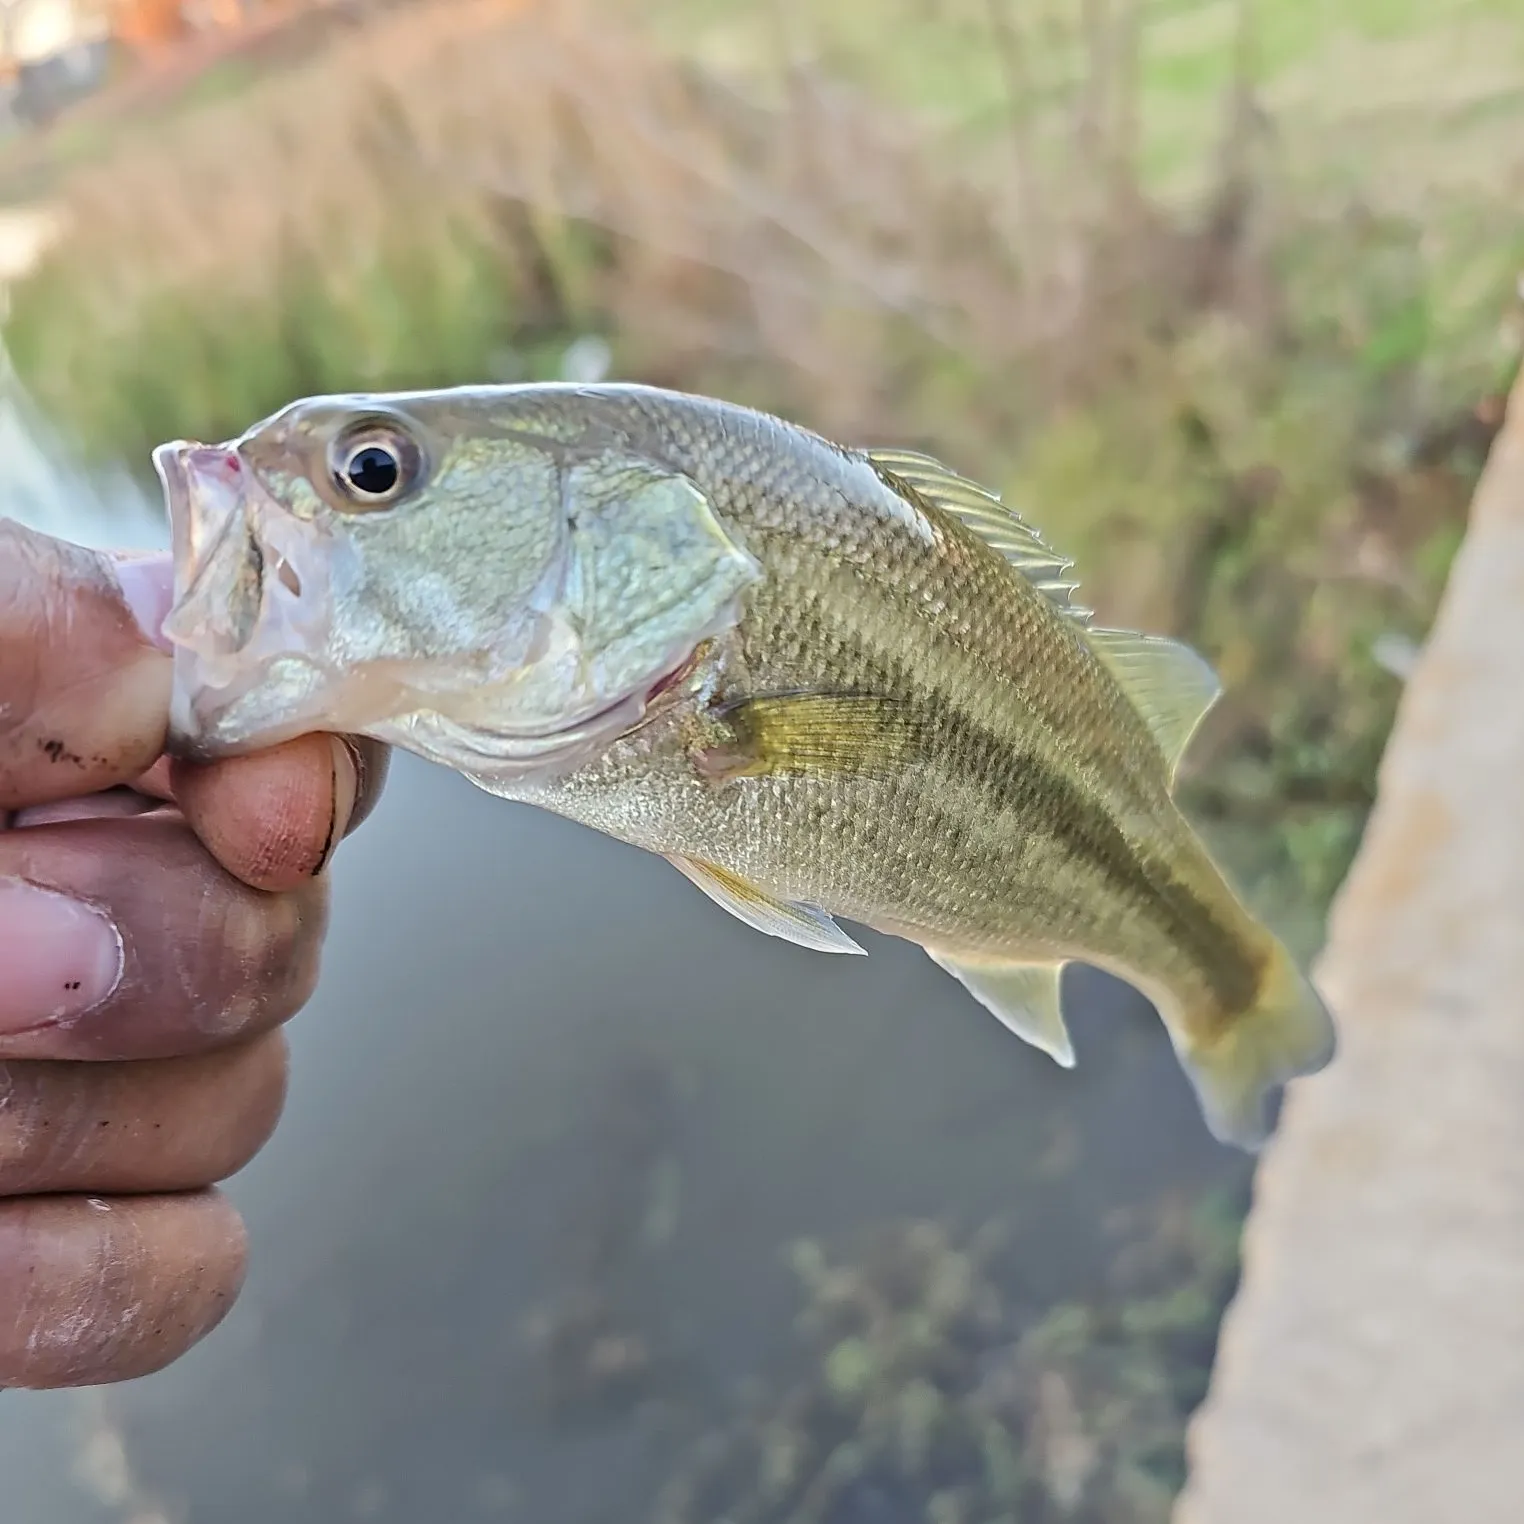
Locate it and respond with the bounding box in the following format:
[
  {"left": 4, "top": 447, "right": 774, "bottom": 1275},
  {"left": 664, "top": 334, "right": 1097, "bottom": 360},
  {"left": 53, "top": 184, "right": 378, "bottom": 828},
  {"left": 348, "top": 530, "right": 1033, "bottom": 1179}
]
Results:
[{"left": 1174, "top": 373, "right": 1524, "bottom": 1523}]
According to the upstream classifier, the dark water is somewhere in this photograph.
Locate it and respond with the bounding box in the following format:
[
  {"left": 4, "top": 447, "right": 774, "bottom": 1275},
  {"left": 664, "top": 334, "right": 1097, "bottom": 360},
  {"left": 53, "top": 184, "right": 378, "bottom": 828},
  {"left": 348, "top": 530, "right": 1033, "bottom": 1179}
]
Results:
[{"left": 2, "top": 752, "right": 1244, "bottom": 1524}]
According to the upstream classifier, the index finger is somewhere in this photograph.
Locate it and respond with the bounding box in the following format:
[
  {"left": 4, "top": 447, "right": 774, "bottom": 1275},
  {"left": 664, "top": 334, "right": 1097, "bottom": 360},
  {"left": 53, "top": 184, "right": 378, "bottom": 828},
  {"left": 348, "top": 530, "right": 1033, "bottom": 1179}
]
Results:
[{"left": 0, "top": 523, "right": 172, "bottom": 811}]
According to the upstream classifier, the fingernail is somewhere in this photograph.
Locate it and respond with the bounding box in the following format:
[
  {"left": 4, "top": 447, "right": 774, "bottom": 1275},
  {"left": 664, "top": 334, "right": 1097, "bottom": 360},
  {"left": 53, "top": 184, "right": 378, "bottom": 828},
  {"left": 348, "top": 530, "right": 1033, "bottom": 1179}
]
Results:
[
  {"left": 0, "top": 880, "right": 124, "bottom": 1034},
  {"left": 315, "top": 737, "right": 361, "bottom": 875},
  {"left": 107, "top": 552, "right": 175, "bottom": 655},
  {"left": 342, "top": 739, "right": 388, "bottom": 840}
]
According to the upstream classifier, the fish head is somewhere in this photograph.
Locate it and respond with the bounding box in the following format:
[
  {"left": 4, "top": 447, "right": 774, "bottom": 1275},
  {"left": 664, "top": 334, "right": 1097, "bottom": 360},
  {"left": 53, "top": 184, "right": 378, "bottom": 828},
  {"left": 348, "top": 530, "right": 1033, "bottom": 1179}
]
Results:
[{"left": 155, "top": 387, "right": 764, "bottom": 781}]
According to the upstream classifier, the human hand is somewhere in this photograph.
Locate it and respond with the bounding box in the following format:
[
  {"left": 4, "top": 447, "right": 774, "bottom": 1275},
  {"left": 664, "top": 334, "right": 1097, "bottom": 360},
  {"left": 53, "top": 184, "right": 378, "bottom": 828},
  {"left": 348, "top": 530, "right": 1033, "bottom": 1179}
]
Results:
[{"left": 0, "top": 520, "right": 387, "bottom": 1388}]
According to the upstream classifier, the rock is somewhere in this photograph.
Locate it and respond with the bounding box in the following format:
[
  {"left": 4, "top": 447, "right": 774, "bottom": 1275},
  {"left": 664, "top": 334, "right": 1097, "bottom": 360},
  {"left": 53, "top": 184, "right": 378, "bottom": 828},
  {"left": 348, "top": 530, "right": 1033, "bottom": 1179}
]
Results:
[{"left": 1174, "top": 366, "right": 1524, "bottom": 1523}]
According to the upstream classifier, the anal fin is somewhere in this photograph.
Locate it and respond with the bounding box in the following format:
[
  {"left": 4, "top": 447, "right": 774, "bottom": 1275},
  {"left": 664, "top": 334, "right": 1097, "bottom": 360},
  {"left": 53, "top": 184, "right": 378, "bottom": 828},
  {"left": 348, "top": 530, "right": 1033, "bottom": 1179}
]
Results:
[
  {"left": 666, "top": 854, "right": 866, "bottom": 955},
  {"left": 927, "top": 949, "right": 1075, "bottom": 1067}
]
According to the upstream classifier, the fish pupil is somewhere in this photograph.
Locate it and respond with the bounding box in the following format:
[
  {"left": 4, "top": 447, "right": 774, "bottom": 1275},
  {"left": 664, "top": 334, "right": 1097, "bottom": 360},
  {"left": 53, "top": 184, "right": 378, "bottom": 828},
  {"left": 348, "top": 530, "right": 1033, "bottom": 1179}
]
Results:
[{"left": 346, "top": 445, "right": 400, "bottom": 496}]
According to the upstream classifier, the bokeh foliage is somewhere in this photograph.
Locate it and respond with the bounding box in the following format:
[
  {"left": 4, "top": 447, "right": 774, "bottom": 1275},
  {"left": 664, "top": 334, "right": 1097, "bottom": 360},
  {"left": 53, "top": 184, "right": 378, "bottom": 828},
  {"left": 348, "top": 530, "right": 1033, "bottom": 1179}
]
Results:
[{"left": 4, "top": 0, "right": 1521, "bottom": 941}]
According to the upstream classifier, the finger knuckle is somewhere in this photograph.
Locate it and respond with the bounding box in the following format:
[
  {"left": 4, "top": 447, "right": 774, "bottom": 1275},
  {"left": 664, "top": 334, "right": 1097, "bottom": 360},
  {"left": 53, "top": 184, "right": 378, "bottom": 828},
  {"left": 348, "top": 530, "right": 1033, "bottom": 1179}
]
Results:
[
  {"left": 194, "top": 878, "right": 329, "bottom": 1040},
  {"left": 0, "top": 1064, "right": 51, "bottom": 1190},
  {"left": 0, "top": 1194, "right": 246, "bottom": 1386}
]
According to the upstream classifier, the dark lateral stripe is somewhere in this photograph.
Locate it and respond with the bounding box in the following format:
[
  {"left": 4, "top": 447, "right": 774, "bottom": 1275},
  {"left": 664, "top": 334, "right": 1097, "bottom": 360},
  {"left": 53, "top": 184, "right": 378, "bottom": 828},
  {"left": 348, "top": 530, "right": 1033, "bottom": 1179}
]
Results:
[{"left": 774, "top": 618, "right": 1262, "bottom": 1011}]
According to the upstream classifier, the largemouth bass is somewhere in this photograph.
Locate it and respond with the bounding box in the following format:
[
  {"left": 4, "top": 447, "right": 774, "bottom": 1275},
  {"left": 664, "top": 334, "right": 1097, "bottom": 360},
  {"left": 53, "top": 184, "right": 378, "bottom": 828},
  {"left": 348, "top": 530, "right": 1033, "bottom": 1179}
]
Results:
[{"left": 153, "top": 383, "right": 1336, "bottom": 1148}]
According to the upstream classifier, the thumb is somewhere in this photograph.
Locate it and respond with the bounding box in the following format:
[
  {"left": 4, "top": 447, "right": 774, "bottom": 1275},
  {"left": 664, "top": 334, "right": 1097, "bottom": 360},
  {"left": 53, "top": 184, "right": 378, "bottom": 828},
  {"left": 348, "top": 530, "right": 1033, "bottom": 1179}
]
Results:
[{"left": 0, "top": 520, "right": 173, "bottom": 811}]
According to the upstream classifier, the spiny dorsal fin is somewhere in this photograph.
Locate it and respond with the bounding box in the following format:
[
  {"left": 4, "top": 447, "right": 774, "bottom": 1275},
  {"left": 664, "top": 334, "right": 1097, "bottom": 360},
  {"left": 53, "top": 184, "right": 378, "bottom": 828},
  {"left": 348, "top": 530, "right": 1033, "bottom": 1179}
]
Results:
[
  {"left": 866, "top": 447, "right": 1092, "bottom": 624},
  {"left": 925, "top": 949, "right": 1075, "bottom": 1068},
  {"left": 1085, "top": 627, "right": 1222, "bottom": 787}
]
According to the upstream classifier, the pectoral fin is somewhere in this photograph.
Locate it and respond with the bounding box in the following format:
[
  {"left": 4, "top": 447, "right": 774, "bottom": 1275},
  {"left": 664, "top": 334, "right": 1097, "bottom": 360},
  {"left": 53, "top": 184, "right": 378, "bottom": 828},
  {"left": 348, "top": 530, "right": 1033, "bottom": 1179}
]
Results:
[
  {"left": 666, "top": 854, "right": 866, "bottom": 955},
  {"left": 700, "top": 692, "right": 924, "bottom": 783},
  {"left": 927, "top": 949, "right": 1075, "bottom": 1067}
]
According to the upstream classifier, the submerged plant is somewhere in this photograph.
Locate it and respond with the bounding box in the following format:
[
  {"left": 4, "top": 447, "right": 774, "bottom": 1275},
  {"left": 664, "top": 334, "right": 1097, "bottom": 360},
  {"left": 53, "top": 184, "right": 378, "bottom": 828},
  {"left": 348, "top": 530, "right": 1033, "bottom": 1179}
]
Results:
[{"left": 656, "top": 1194, "right": 1245, "bottom": 1524}]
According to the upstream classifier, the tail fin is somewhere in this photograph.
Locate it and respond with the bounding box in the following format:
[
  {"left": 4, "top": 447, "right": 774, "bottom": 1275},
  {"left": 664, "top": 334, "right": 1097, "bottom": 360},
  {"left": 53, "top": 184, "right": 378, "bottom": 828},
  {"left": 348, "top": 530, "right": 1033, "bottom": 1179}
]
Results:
[{"left": 1173, "top": 945, "right": 1337, "bottom": 1151}]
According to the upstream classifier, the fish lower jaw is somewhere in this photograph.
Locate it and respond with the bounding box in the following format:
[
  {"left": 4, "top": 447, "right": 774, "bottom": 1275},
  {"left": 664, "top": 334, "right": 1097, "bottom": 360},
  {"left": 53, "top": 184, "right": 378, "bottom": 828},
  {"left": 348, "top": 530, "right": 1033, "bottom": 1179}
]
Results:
[
  {"left": 382, "top": 677, "right": 675, "bottom": 790},
  {"left": 421, "top": 663, "right": 707, "bottom": 801}
]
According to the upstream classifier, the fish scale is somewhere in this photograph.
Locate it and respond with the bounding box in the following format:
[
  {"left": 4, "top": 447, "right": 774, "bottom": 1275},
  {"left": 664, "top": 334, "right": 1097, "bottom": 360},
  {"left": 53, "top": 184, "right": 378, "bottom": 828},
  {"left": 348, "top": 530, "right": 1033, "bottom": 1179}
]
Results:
[
  {"left": 155, "top": 381, "right": 1337, "bottom": 1148},
  {"left": 515, "top": 399, "right": 1201, "bottom": 938}
]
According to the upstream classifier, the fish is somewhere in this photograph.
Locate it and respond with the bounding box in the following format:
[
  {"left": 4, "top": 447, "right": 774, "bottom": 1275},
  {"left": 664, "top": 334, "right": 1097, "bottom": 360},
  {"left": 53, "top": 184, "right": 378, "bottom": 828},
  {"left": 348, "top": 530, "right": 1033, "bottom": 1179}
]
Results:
[{"left": 152, "top": 381, "right": 1336, "bottom": 1149}]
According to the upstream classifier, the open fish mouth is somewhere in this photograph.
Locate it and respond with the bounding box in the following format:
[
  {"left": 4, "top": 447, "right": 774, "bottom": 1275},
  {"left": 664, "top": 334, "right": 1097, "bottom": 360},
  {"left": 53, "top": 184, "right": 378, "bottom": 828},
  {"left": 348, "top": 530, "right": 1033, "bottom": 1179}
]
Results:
[{"left": 153, "top": 438, "right": 341, "bottom": 759}]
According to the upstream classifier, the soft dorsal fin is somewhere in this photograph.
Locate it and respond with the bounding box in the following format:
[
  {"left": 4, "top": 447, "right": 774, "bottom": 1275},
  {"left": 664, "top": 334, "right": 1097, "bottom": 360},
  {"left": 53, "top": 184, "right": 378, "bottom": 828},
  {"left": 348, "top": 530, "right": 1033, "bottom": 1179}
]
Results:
[
  {"left": 925, "top": 948, "right": 1075, "bottom": 1068},
  {"left": 866, "top": 447, "right": 1092, "bottom": 623},
  {"left": 1085, "top": 628, "right": 1222, "bottom": 786}
]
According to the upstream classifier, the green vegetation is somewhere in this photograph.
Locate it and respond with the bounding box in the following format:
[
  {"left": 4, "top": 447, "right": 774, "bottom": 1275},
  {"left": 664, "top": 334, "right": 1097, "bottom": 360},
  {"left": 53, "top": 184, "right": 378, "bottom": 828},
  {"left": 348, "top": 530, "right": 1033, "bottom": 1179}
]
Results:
[
  {"left": 656, "top": 1196, "right": 1246, "bottom": 1524},
  {"left": 4, "top": 0, "right": 1521, "bottom": 940}
]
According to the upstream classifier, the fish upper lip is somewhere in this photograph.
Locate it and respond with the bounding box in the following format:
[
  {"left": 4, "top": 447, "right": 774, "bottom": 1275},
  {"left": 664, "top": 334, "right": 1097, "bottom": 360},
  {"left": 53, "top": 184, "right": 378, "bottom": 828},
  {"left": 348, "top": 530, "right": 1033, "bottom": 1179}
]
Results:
[
  {"left": 152, "top": 441, "right": 193, "bottom": 561},
  {"left": 154, "top": 440, "right": 242, "bottom": 553}
]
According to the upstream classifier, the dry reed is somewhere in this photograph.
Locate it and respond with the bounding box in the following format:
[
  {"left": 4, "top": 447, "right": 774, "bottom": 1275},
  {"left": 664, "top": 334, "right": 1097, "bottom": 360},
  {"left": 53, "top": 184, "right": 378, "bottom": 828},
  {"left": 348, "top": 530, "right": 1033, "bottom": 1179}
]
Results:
[{"left": 7, "top": 0, "right": 1267, "bottom": 461}]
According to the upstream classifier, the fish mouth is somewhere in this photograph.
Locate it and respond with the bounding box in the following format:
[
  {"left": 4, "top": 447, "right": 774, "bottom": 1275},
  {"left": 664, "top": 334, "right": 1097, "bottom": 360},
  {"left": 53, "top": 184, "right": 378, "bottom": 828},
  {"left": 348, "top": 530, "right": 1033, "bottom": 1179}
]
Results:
[{"left": 154, "top": 438, "right": 347, "bottom": 760}]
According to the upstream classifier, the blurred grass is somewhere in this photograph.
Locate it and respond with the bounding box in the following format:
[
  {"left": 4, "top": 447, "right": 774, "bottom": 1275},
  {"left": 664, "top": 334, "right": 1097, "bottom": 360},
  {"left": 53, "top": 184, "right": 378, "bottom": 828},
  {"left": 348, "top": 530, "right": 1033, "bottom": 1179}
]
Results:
[{"left": 4, "top": 0, "right": 1522, "bottom": 942}]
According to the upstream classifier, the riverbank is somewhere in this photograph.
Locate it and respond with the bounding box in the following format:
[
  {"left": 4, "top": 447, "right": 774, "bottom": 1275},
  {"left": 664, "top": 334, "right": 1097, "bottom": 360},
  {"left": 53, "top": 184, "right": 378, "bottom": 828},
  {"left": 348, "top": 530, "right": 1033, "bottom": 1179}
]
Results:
[{"left": 1177, "top": 365, "right": 1524, "bottom": 1524}]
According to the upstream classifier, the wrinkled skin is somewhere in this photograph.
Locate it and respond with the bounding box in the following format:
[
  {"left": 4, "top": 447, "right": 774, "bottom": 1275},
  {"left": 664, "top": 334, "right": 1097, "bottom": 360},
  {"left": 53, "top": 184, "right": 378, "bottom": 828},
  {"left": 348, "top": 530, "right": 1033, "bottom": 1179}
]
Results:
[{"left": 0, "top": 521, "right": 387, "bottom": 1389}]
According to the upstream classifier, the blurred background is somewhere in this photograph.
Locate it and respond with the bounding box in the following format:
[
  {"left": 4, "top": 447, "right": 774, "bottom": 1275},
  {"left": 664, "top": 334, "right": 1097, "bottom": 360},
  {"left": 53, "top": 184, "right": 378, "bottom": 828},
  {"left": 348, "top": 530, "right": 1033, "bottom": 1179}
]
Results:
[{"left": 0, "top": 1, "right": 1520, "bottom": 1520}]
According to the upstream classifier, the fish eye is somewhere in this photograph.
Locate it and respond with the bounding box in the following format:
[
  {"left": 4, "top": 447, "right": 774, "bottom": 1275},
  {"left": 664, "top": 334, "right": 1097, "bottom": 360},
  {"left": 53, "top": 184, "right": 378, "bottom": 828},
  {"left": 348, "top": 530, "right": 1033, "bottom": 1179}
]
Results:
[
  {"left": 329, "top": 422, "right": 424, "bottom": 511},
  {"left": 347, "top": 444, "right": 399, "bottom": 496}
]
